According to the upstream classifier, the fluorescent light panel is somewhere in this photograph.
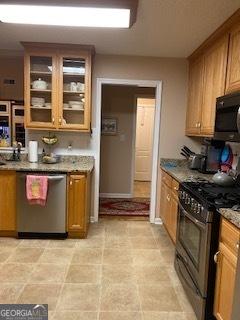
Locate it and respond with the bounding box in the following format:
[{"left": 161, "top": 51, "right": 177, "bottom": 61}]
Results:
[{"left": 0, "top": 4, "right": 130, "bottom": 28}]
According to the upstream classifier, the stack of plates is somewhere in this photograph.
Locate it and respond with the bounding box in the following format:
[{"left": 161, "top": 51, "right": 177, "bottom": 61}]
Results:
[
  {"left": 31, "top": 97, "right": 45, "bottom": 107},
  {"left": 68, "top": 101, "right": 84, "bottom": 110}
]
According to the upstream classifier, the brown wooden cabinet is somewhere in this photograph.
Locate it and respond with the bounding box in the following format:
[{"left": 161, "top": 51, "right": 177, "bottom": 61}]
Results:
[
  {"left": 22, "top": 42, "right": 94, "bottom": 132},
  {"left": 160, "top": 170, "right": 179, "bottom": 244},
  {"left": 186, "top": 57, "right": 204, "bottom": 135},
  {"left": 214, "top": 218, "right": 240, "bottom": 320},
  {"left": 201, "top": 36, "right": 229, "bottom": 135},
  {"left": 67, "top": 173, "right": 91, "bottom": 238},
  {"left": 186, "top": 36, "right": 228, "bottom": 137},
  {"left": 226, "top": 24, "right": 240, "bottom": 94},
  {"left": 0, "top": 171, "right": 16, "bottom": 236}
]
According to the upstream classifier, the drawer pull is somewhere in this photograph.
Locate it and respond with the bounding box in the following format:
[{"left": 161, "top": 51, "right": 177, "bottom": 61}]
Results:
[
  {"left": 167, "top": 195, "right": 170, "bottom": 202},
  {"left": 214, "top": 251, "right": 220, "bottom": 264},
  {"left": 174, "top": 187, "right": 178, "bottom": 191},
  {"left": 236, "top": 242, "right": 239, "bottom": 250}
]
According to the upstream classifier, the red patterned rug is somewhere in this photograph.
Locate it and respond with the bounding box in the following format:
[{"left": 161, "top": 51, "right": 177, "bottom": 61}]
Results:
[{"left": 99, "top": 198, "right": 150, "bottom": 216}]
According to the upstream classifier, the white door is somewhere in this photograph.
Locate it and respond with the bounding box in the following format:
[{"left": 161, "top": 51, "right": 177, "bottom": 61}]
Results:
[{"left": 135, "top": 100, "right": 155, "bottom": 181}]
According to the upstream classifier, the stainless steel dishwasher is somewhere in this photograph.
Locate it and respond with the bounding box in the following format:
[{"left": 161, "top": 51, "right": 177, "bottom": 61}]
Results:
[{"left": 17, "top": 172, "right": 67, "bottom": 238}]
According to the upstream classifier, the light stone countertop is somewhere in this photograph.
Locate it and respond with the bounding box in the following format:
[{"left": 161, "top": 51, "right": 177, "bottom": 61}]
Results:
[
  {"left": 161, "top": 164, "right": 213, "bottom": 183},
  {"left": 0, "top": 155, "right": 94, "bottom": 173}
]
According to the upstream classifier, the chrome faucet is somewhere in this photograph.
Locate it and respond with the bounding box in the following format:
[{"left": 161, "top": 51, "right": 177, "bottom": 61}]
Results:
[{"left": 10, "top": 141, "right": 22, "bottom": 161}]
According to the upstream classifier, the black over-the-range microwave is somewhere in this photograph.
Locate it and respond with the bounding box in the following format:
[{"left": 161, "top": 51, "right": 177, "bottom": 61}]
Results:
[{"left": 214, "top": 92, "right": 240, "bottom": 142}]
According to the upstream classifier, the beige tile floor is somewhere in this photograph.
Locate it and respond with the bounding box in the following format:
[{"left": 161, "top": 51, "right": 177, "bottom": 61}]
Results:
[
  {"left": 0, "top": 219, "right": 197, "bottom": 320},
  {"left": 134, "top": 181, "right": 151, "bottom": 198}
]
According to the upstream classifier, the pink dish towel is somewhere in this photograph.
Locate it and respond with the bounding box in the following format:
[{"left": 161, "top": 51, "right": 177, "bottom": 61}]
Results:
[{"left": 26, "top": 175, "right": 48, "bottom": 206}]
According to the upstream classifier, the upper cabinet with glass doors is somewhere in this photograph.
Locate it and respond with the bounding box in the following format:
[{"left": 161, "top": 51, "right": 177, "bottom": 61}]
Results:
[{"left": 22, "top": 42, "right": 95, "bottom": 132}]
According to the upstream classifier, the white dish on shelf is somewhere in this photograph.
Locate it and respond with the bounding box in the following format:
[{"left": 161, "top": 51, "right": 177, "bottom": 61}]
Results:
[
  {"left": 45, "top": 103, "right": 52, "bottom": 108},
  {"left": 63, "top": 103, "right": 69, "bottom": 108},
  {"left": 32, "top": 78, "right": 47, "bottom": 90},
  {"left": 31, "top": 104, "right": 45, "bottom": 108},
  {"left": 68, "top": 101, "right": 84, "bottom": 110},
  {"left": 31, "top": 97, "right": 45, "bottom": 107}
]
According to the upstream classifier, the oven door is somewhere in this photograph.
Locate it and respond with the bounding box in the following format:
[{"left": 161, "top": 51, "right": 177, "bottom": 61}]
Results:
[
  {"left": 175, "top": 252, "right": 205, "bottom": 320},
  {"left": 176, "top": 202, "right": 211, "bottom": 296}
]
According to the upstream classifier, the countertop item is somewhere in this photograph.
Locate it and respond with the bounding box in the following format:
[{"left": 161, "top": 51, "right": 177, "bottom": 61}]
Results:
[
  {"left": 28, "top": 140, "right": 38, "bottom": 163},
  {"left": 218, "top": 208, "right": 240, "bottom": 229},
  {"left": 0, "top": 155, "right": 94, "bottom": 173},
  {"left": 212, "top": 170, "right": 236, "bottom": 187}
]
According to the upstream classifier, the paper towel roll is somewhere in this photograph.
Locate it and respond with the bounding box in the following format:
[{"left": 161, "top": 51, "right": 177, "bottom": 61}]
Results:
[{"left": 28, "top": 141, "right": 38, "bottom": 163}]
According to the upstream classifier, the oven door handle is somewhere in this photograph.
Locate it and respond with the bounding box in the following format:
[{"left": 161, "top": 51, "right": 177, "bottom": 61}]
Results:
[
  {"left": 237, "top": 106, "right": 240, "bottom": 133},
  {"left": 179, "top": 202, "right": 206, "bottom": 229}
]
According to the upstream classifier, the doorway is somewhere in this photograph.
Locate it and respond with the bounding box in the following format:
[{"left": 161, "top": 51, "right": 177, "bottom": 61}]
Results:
[
  {"left": 99, "top": 87, "right": 155, "bottom": 218},
  {"left": 133, "top": 97, "right": 155, "bottom": 201},
  {"left": 94, "top": 78, "right": 162, "bottom": 223}
]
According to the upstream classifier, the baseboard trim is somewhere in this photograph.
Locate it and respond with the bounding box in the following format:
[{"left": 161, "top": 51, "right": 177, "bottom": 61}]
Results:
[
  {"left": 90, "top": 216, "right": 96, "bottom": 223},
  {"left": 99, "top": 193, "right": 133, "bottom": 199},
  {"left": 154, "top": 218, "right": 163, "bottom": 225}
]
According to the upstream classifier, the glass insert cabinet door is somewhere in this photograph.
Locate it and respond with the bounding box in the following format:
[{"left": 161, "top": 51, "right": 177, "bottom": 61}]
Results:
[
  {"left": 58, "top": 53, "right": 91, "bottom": 130},
  {"left": 24, "top": 53, "right": 58, "bottom": 129}
]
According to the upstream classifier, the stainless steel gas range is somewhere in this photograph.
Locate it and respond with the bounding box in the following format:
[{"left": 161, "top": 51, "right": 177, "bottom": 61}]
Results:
[{"left": 175, "top": 179, "right": 240, "bottom": 320}]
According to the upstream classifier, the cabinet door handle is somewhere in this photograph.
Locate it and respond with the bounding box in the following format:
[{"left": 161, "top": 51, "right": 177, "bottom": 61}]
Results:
[
  {"left": 198, "top": 122, "right": 201, "bottom": 128},
  {"left": 69, "top": 180, "right": 73, "bottom": 186},
  {"left": 174, "top": 186, "right": 178, "bottom": 191},
  {"left": 52, "top": 117, "right": 55, "bottom": 124},
  {"left": 195, "top": 123, "right": 198, "bottom": 128},
  {"left": 167, "top": 195, "right": 170, "bottom": 202},
  {"left": 236, "top": 242, "right": 239, "bottom": 250},
  {"left": 59, "top": 117, "right": 62, "bottom": 125},
  {"left": 214, "top": 251, "right": 220, "bottom": 264}
]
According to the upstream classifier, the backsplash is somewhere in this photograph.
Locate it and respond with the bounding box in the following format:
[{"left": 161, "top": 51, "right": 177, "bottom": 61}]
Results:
[
  {"left": 26, "top": 129, "right": 97, "bottom": 156},
  {"left": 160, "top": 158, "right": 188, "bottom": 167}
]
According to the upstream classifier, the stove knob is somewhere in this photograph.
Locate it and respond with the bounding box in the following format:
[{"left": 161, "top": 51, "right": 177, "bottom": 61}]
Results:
[
  {"left": 194, "top": 203, "right": 198, "bottom": 214},
  {"left": 186, "top": 196, "right": 191, "bottom": 205},
  {"left": 197, "top": 204, "right": 202, "bottom": 215}
]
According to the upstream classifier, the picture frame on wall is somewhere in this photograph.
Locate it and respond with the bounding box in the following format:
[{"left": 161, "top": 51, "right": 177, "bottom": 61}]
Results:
[{"left": 101, "top": 117, "right": 118, "bottom": 135}]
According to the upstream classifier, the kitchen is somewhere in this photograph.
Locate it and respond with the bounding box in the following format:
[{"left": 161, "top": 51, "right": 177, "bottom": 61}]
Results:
[{"left": 0, "top": 1, "right": 240, "bottom": 320}]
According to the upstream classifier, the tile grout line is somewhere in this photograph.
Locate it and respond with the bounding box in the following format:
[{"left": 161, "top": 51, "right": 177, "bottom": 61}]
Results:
[
  {"left": 97, "top": 225, "right": 106, "bottom": 319},
  {"left": 53, "top": 247, "right": 75, "bottom": 318}
]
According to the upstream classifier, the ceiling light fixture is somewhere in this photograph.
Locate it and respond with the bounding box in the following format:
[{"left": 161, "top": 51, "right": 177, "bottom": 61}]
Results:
[{"left": 0, "top": 0, "right": 138, "bottom": 28}]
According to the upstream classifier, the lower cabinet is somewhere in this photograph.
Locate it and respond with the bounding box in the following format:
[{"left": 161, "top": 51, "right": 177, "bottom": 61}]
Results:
[
  {"left": 0, "top": 171, "right": 16, "bottom": 236},
  {"left": 67, "top": 173, "right": 91, "bottom": 238},
  {"left": 160, "top": 170, "right": 179, "bottom": 244},
  {"left": 214, "top": 218, "right": 240, "bottom": 320}
]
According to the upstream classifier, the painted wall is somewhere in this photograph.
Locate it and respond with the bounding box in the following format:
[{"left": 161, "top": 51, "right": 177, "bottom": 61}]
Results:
[
  {"left": 93, "top": 54, "right": 202, "bottom": 158},
  {"left": 0, "top": 56, "right": 23, "bottom": 101},
  {"left": 100, "top": 85, "right": 155, "bottom": 195}
]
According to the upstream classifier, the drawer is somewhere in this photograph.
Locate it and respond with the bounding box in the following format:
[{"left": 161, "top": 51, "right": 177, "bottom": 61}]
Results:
[
  {"left": 220, "top": 218, "right": 240, "bottom": 256},
  {"left": 172, "top": 179, "right": 179, "bottom": 197},
  {"left": 162, "top": 171, "right": 172, "bottom": 188}
]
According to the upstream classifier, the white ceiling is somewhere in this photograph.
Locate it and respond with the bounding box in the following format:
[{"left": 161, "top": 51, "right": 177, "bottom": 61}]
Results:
[{"left": 0, "top": 0, "right": 239, "bottom": 57}]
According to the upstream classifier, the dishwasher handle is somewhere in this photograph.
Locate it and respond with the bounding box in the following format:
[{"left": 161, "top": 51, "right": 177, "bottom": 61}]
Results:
[{"left": 18, "top": 174, "right": 65, "bottom": 181}]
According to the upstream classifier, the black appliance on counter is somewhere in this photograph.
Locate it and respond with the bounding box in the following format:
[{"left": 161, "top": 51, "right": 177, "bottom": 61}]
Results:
[
  {"left": 198, "top": 139, "right": 225, "bottom": 174},
  {"left": 214, "top": 91, "right": 240, "bottom": 142},
  {"left": 175, "top": 178, "right": 240, "bottom": 320}
]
